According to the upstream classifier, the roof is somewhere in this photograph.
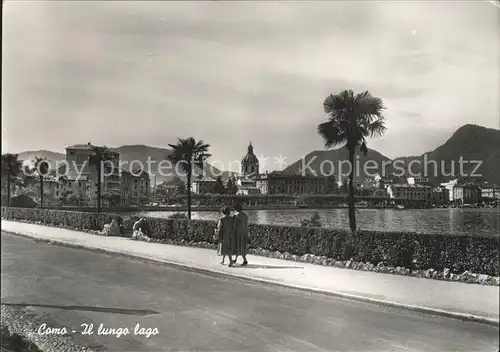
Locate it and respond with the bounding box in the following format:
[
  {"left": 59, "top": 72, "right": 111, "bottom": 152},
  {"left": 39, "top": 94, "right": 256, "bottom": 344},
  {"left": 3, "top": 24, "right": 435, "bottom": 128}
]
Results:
[
  {"left": 193, "top": 176, "right": 216, "bottom": 182},
  {"left": 66, "top": 143, "right": 95, "bottom": 150},
  {"left": 391, "top": 183, "right": 431, "bottom": 189},
  {"left": 455, "top": 182, "right": 480, "bottom": 187},
  {"left": 256, "top": 171, "right": 327, "bottom": 180},
  {"left": 66, "top": 144, "right": 119, "bottom": 156},
  {"left": 120, "top": 168, "right": 150, "bottom": 177}
]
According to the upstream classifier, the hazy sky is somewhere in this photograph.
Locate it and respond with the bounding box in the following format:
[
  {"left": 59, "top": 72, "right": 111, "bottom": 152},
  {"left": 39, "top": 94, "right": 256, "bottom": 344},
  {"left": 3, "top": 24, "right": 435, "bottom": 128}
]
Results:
[{"left": 3, "top": 1, "right": 499, "bottom": 171}]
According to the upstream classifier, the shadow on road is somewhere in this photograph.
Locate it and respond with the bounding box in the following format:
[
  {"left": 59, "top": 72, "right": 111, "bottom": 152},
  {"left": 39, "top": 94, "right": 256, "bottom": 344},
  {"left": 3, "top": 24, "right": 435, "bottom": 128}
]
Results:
[
  {"left": 1, "top": 303, "right": 159, "bottom": 316},
  {"left": 236, "top": 264, "right": 304, "bottom": 269}
]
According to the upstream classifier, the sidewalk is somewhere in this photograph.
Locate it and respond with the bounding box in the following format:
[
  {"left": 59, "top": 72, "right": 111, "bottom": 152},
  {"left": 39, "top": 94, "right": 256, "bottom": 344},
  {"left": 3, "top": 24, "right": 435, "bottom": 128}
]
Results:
[{"left": 2, "top": 220, "right": 499, "bottom": 325}]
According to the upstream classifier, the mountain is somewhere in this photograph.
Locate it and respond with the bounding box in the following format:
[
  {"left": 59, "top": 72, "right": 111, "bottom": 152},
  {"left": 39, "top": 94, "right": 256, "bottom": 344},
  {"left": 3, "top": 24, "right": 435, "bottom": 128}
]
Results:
[
  {"left": 386, "top": 124, "right": 500, "bottom": 184},
  {"left": 284, "top": 124, "right": 500, "bottom": 185},
  {"left": 111, "top": 145, "right": 223, "bottom": 184},
  {"left": 16, "top": 150, "right": 65, "bottom": 166},
  {"left": 283, "top": 147, "right": 391, "bottom": 181}
]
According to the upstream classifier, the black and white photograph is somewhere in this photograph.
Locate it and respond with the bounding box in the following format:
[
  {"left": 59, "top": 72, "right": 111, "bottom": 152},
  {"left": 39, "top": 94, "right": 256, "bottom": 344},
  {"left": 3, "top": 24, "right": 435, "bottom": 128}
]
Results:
[{"left": 1, "top": 0, "right": 499, "bottom": 351}]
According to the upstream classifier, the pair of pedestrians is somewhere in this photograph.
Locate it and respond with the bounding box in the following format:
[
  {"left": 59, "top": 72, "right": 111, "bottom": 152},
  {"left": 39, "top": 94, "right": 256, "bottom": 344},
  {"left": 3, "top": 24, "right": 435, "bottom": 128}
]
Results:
[{"left": 215, "top": 203, "right": 249, "bottom": 267}]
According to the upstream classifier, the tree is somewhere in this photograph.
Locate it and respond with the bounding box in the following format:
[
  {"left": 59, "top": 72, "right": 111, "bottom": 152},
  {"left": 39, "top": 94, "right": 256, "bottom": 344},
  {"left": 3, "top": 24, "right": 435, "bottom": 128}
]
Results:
[
  {"left": 1, "top": 154, "right": 22, "bottom": 206},
  {"left": 58, "top": 189, "right": 73, "bottom": 205},
  {"left": 318, "top": 90, "right": 386, "bottom": 232},
  {"left": 32, "top": 157, "right": 50, "bottom": 208},
  {"left": 167, "top": 137, "right": 211, "bottom": 219},
  {"left": 213, "top": 176, "right": 225, "bottom": 194},
  {"left": 88, "top": 145, "right": 114, "bottom": 213}
]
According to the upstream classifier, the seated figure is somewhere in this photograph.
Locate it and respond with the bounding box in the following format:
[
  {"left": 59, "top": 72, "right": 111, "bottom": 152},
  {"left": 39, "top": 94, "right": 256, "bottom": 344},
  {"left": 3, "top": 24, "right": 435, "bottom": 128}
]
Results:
[
  {"left": 100, "top": 219, "right": 121, "bottom": 236},
  {"left": 132, "top": 218, "right": 151, "bottom": 240}
]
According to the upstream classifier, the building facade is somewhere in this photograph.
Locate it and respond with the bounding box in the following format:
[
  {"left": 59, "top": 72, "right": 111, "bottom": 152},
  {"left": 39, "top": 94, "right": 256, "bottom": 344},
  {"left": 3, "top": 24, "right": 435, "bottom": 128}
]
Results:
[
  {"left": 235, "top": 177, "right": 261, "bottom": 195},
  {"left": 387, "top": 184, "right": 432, "bottom": 201},
  {"left": 478, "top": 184, "right": 500, "bottom": 201},
  {"left": 431, "top": 186, "right": 449, "bottom": 205},
  {"left": 54, "top": 176, "right": 91, "bottom": 205},
  {"left": 64, "top": 143, "right": 121, "bottom": 206},
  {"left": 453, "top": 182, "right": 482, "bottom": 205},
  {"left": 191, "top": 177, "right": 217, "bottom": 194},
  {"left": 440, "top": 179, "right": 459, "bottom": 202},
  {"left": 407, "top": 176, "right": 430, "bottom": 185},
  {"left": 255, "top": 171, "right": 331, "bottom": 195},
  {"left": 121, "top": 169, "right": 150, "bottom": 206}
]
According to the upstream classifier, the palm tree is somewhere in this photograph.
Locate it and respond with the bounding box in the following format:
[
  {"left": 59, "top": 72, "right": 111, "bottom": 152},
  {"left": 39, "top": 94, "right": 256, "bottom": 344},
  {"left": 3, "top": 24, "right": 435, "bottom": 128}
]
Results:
[
  {"left": 318, "top": 90, "right": 386, "bottom": 232},
  {"left": 88, "top": 145, "right": 114, "bottom": 213},
  {"left": 1, "top": 154, "right": 22, "bottom": 206},
  {"left": 167, "top": 138, "right": 211, "bottom": 219},
  {"left": 33, "top": 157, "right": 50, "bottom": 208}
]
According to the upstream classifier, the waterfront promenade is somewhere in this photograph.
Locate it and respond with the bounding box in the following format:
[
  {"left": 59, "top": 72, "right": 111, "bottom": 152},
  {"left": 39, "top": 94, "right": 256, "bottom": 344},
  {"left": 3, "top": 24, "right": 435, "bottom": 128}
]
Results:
[
  {"left": 3, "top": 231, "right": 498, "bottom": 351},
  {"left": 2, "top": 220, "right": 498, "bottom": 325}
]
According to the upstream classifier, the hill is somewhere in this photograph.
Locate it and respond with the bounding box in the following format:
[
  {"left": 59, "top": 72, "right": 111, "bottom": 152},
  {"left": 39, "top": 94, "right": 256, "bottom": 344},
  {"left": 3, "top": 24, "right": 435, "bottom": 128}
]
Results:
[
  {"left": 385, "top": 124, "right": 500, "bottom": 184},
  {"left": 112, "top": 145, "right": 223, "bottom": 184},
  {"left": 283, "top": 147, "right": 391, "bottom": 181},
  {"left": 16, "top": 150, "right": 65, "bottom": 166}
]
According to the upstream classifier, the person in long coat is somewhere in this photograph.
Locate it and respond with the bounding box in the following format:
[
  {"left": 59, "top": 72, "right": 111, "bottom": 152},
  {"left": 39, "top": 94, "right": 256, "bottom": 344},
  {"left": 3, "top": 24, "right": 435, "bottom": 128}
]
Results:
[
  {"left": 233, "top": 203, "right": 249, "bottom": 266},
  {"left": 215, "top": 206, "right": 236, "bottom": 266}
]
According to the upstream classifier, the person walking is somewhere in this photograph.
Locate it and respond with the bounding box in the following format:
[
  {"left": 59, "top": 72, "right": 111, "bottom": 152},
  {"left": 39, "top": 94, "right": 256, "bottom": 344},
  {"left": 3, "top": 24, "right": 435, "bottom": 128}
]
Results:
[
  {"left": 215, "top": 206, "right": 235, "bottom": 266},
  {"left": 233, "top": 203, "right": 249, "bottom": 266}
]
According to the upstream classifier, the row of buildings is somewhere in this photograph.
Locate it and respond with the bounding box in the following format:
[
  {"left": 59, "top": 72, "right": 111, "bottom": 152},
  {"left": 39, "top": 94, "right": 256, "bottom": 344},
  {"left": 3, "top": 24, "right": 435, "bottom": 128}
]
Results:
[
  {"left": 190, "top": 143, "right": 500, "bottom": 206},
  {"left": 386, "top": 178, "right": 499, "bottom": 205},
  {"left": 35, "top": 143, "right": 150, "bottom": 207},
  {"left": 28, "top": 142, "right": 498, "bottom": 207},
  {"left": 190, "top": 143, "right": 337, "bottom": 196}
]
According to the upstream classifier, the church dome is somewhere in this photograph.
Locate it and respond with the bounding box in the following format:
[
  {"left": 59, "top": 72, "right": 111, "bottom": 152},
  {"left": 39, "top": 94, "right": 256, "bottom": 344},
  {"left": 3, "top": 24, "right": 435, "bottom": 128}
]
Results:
[{"left": 241, "top": 142, "right": 259, "bottom": 165}]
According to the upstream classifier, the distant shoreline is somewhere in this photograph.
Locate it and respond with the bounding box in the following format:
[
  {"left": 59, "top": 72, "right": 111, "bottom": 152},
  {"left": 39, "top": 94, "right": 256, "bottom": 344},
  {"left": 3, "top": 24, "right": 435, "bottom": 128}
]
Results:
[{"left": 52, "top": 204, "right": 499, "bottom": 213}]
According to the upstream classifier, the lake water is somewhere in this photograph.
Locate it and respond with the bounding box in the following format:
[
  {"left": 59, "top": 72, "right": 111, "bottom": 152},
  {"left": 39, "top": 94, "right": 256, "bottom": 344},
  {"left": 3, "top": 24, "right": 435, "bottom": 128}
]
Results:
[{"left": 137, "top": 208, "right": 500, "bottom": 236}]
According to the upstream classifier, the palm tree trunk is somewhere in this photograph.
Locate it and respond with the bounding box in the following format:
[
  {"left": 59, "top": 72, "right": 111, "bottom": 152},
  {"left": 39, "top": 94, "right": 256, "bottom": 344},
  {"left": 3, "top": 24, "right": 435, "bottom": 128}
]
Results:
[
  {"left": 347, "top": 148, "right": 356, "bottom": 232},
  {"left": 187, "top": 166, "right": 192, "bottom": 220},
  {"left": 40, "top": 176, "right": 44, "bottom": 209},
  {"left": 7, "top": 171, "right": 11, "bottom": 206},
  {"left": 97, "top": 163, "right": 101, "bottom": 214}
]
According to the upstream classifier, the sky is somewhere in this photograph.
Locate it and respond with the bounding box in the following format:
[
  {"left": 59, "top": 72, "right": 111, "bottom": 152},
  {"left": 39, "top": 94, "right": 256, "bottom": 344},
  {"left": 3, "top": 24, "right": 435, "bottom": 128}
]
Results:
[{"left": 2, "top": 1, "right": 499, "bottom": 172}]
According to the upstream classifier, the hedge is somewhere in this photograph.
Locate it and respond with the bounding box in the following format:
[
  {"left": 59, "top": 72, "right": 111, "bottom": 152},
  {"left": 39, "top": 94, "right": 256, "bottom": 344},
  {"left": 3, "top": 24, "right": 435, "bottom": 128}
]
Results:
[{"left": 1, "top": 206, "right": 498, "bottom": 276}]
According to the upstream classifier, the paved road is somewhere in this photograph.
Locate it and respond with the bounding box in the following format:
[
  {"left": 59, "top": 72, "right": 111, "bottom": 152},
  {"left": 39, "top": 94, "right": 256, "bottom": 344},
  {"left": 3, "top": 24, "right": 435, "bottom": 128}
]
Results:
[{"left": 1, "top": 232, "right": 498, "bottom": 352}]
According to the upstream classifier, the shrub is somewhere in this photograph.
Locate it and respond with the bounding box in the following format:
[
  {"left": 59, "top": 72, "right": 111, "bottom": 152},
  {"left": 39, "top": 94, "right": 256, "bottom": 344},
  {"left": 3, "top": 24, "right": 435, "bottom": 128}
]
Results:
[
  {"left": 1, "top": 206, "right": 498, "bottom": 276},
  {"left": 10, "top": 195, "right": 37, "bottom": 208},
  {"left": 168, "top": 212, "right": 187, "bottom": 219},
  {"left": 0, "top": 207, "right": 117, "bottom": 231}
]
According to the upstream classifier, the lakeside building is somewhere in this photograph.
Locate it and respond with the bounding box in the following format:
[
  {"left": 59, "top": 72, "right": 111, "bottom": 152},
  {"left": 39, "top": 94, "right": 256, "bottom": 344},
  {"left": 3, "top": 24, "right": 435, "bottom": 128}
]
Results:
[
  {"left": 255, "top": 171, "right": 333, "bottom": 195},
  {"left": 440, "top": 179, "right": 459, "bottom": 202},
  {"left": 191, "top": 176, "right": 217, "bottom": 194},
  {"left": 431, "top": 186, "right": 449, "bottom": 205},
  {"left": 120, "top": 169, "right": 150, "bottom": 206},
  {"left": 63, "top": 143, "right": 121, "bottom": 206},
  {"left": 407, "top": 176, "right": 430, "bottom": 185},
  {"left": 377, "top": 177, "right": 395, "bottom": 189},
  {"left": 478, "top": 183, "right": 500, "bottom": 201},
  {"left": 55, "top": 175, "right": 91, "bottom": 205},
  {"left": 235, "top": 177, "right": 261, "bottom": 195},
  {"left": 387, "top": 184, "right": 432, "bottom": 201},
  {"left": 453, "top": 182, "right": 482, "bottom": 205}
]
